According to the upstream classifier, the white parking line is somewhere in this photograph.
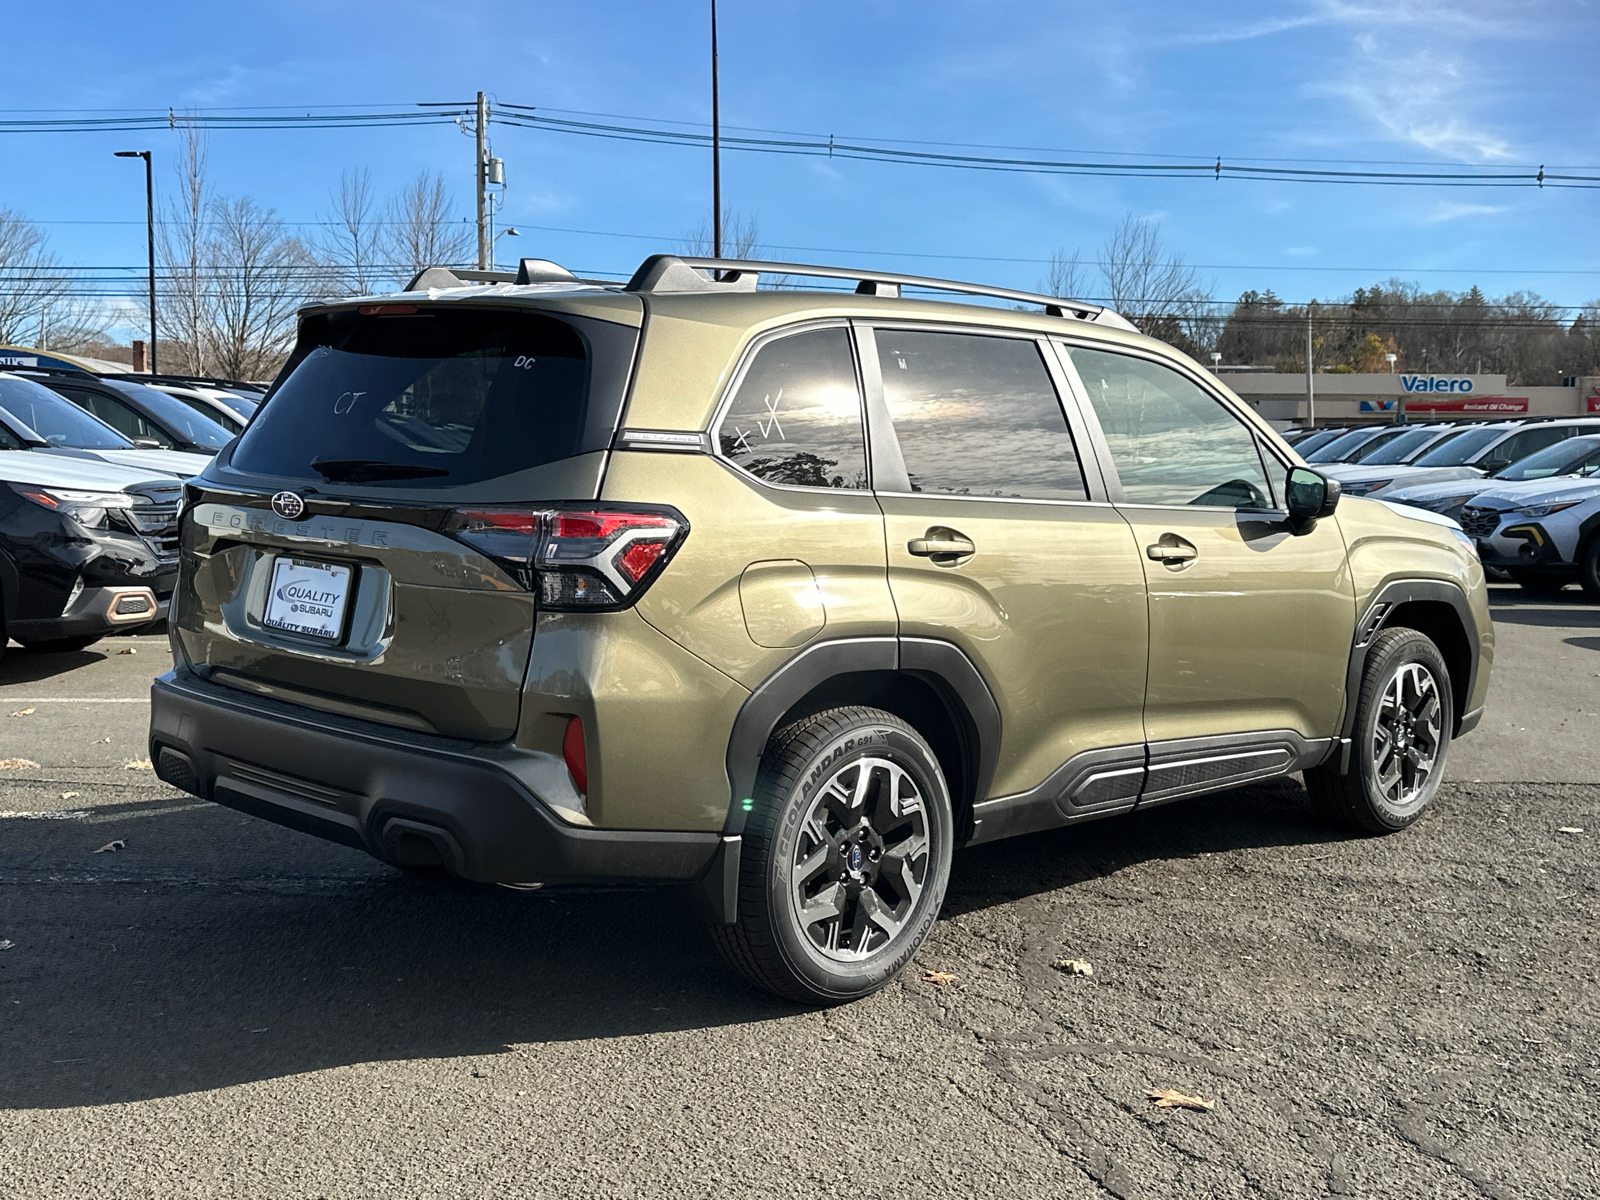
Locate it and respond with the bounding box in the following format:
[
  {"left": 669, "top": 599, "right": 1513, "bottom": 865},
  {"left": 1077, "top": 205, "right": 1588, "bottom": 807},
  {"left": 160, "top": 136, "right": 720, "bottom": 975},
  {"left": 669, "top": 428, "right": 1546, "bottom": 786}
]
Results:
[{"left": 0, "top": 698, "right": 147, "bottom": 703}]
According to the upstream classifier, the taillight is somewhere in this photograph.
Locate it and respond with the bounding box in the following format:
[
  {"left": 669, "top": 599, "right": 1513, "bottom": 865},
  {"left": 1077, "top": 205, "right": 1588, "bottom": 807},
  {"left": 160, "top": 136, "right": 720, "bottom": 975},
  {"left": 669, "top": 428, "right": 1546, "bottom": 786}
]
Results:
[{"left": 443, "top": 504, "right": 687, "bottom": 610}]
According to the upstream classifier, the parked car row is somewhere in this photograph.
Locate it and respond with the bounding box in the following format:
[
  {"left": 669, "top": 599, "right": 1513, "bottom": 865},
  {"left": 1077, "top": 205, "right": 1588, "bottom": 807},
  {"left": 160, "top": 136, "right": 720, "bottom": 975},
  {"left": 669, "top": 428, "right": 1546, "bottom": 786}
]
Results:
[
  {"left": 0, "top": 369, "right": 260, "bottom": 658},
  {"left": 1289, "top": 417, "right": 1600, "bottom": 598}
]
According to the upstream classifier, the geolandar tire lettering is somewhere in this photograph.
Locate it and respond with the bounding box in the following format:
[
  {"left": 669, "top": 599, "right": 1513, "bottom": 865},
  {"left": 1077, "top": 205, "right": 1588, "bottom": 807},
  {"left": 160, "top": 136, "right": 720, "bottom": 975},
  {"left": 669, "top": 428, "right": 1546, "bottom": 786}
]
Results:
[
  {"left": 1305, "top": 627, "right": 1454, "bottom": 835},
  {"left": 710, "top": 707, "right": 953, "bottom": 1004}
]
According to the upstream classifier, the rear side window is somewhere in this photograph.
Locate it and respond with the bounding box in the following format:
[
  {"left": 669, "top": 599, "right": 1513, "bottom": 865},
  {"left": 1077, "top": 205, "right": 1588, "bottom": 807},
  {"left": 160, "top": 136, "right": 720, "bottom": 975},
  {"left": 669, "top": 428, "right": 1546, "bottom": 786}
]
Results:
[
  {"left": 232, "top": 307, "right": 635, "bottom": 486},
  {"left": 717, "top": 327, "right": 867, "bottom": 489},
  {"left": 1490, "top": 426, "right": 1571, "bottom": 465},
  {"left": 876, "top": 330, "right": 1086, "bottom": 500}
]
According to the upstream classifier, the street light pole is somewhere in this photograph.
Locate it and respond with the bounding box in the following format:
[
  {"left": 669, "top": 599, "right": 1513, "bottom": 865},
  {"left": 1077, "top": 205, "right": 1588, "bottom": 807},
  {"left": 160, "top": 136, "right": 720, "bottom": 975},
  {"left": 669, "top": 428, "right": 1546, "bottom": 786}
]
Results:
[
  {"left": 711, "top": 0, "right": 721, "bottom": 260},
  {"left": 115, "top": 150, "right": 156, "bottom": 373}
]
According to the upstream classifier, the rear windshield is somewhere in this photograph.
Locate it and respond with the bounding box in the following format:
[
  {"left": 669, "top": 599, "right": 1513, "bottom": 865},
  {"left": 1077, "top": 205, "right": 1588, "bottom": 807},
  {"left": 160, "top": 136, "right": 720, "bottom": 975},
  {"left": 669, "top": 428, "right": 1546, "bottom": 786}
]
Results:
[
  {"left": 1305, "top": 430, "right": 1375, "bottom": 463},
  {"left": 105, "top": 380, "right": 235, "bottom": 449},
  {"left": 231, "top": 307, "right": 634, "bottom": 486},
  {"left": 1498, "top": 436, "right": 1600, "bottom": 481},
  {"left": 1413, "top": 426, "right": 1503, "bottom": 466},
  {"left": 0, "top": 375, "right": 132, "bottom": 449}
]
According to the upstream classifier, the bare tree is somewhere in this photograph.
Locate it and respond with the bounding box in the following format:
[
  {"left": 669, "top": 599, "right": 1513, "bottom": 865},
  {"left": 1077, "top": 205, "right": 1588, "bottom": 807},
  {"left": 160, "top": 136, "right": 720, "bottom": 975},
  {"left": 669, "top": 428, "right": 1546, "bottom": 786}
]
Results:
[
  {"left": 157, "top": 118, "right": 217, "bottom": 373},
  {"left": 0, "top": 208, "right": 103, "bottom": 348},
  {"left": 1098, "top": 215, "right": 1215, "bottom": 353},
  {"left": 384, "top": 172, "right": 472, "bottom": 287},
  {"left": 1041, "top": 249, "right": 1089, "bottom": 300},
  {"left": 315, "top": 168, "right": 382, "bottom": 297},
  {"left": 206, "top": 197, "right": 312, "bottom": 379},
  {"left": 680, "top": 210, "right": 761, "bottom": 259}
]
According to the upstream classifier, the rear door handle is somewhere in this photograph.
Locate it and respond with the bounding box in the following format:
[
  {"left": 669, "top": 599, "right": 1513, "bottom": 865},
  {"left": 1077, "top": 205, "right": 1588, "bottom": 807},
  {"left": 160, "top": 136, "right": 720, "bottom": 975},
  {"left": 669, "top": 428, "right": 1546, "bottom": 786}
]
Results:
[
  {"left": 1146, "top": 536, "right": 1198, "bottom": 564},
  {"left": 908, "top": 528, "right": 976, "bottom": 558}
]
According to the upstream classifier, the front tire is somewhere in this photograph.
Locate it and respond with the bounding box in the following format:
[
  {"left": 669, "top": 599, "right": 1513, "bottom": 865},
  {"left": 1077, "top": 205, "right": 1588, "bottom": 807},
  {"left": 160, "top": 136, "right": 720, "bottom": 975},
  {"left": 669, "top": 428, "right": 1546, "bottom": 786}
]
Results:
[
  {"left": 1306, "top": 627, "right": 1453, "bottom": 834},
  {"left": 712, "top": 707, "right": 954, "bottom": 1004},
  {"left": 1578, "top": 538, "right": 1600, "bottom": 601}
]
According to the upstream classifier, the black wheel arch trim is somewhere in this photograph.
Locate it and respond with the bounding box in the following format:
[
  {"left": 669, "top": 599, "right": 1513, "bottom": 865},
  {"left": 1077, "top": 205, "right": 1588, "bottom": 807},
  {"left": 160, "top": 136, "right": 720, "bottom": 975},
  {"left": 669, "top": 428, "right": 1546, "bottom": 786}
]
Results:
[
  {"left": 722, "top": 635, "right": 1001, "bottom": 835},
  {"left": 1341, "top": 578, "right": 1481, "bottom": 747}
]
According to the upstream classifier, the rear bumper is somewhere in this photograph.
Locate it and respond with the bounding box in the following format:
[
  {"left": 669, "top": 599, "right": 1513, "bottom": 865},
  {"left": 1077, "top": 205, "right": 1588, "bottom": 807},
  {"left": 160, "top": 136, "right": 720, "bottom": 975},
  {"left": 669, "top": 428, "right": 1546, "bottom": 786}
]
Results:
[{"left": 148, "top": 667, "right": 722, "bottom": 886}]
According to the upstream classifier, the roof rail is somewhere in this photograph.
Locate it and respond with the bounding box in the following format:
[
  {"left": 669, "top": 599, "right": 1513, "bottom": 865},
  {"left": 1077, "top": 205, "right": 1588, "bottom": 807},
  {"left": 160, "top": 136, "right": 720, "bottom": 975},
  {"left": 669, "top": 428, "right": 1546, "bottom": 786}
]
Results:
[
  {"left": 404, "top": 258, "right": 605, "bottom": 291},
  {"left": 624, "top": 255, "right": 1136, "bottom": 330}
]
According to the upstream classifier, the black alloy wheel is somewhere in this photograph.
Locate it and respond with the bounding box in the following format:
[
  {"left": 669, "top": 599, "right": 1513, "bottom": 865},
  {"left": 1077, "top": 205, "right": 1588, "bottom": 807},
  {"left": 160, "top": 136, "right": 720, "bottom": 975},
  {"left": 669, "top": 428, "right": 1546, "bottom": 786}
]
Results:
[
  {"left": 1306, "top": 627, "right": 1454, "bottom": 834},
  {"left": 712, "top": 706, "right": 953, "bottom": 1004}
]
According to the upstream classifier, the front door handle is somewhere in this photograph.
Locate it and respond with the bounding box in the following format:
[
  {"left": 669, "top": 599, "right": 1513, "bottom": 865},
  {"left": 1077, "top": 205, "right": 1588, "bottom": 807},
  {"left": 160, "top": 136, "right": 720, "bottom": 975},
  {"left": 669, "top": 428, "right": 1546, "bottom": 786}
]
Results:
[
  {"left": 908, "top": 527, "right": 976, "bottom": 558},
  {"left": 1146, "top": 535, "right": 1198, "bottom": 564}
]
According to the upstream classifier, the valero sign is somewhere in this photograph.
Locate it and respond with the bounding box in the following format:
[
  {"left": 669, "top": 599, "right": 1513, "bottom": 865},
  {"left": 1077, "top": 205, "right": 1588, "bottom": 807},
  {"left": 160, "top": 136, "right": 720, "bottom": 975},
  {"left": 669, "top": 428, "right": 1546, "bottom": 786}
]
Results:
[{"left": 1400, "top": 375, "right": 1474, "bottom": 394}]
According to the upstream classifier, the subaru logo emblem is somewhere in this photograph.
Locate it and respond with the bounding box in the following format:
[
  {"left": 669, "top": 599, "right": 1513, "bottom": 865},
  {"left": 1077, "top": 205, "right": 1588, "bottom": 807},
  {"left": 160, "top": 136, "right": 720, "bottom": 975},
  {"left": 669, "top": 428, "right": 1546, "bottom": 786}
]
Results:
[
  {"left": 271, "top": 491, "right": 306, "bottom": 520},
  {"left": 848, "top": 844, "right": 863, "bottom": 872}
]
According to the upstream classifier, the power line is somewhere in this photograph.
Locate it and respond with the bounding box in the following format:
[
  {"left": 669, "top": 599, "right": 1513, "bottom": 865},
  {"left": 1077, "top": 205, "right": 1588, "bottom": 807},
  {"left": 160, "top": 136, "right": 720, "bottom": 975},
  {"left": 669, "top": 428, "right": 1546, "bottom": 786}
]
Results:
[{"left": 3, "top": 102, "right": 1596, "bottom": 188}]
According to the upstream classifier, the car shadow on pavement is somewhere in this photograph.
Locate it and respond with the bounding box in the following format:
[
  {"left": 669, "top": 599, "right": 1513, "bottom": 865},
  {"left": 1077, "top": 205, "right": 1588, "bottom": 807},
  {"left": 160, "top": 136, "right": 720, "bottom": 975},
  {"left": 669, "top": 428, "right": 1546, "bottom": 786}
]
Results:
[
  {"left": 1486, "top": 589, "right": 1600, "bottom": 628},
  {"left": 0, "top": 645, "right": 112, "bottom": 683},
  {"left": 0, "top": 776, "right": 1343, "bottom": 1111},
  {"left": 944, "top": 775, "right": 1340, "bottom": 918}
]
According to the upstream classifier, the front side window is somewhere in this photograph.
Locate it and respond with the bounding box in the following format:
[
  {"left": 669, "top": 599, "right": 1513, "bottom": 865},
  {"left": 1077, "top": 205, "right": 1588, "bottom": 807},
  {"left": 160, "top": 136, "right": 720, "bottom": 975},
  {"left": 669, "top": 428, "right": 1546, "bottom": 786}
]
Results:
[
  {"left": 717, "top": 326, "right": 867, "bottom": 489},
  {"left": 876, "top": 330, "right": 1086, "bottom": 500},
  {"left": 1068, "top": 346, "right": 1275, "bottom": 509},
  {"left": 56, "top": 388, "right": 174, "bottom": 448}
]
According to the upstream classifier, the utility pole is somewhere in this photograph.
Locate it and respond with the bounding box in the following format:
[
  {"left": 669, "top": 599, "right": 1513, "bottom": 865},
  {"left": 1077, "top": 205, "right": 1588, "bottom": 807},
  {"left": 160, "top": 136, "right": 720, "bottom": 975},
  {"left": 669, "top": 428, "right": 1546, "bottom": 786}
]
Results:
[
  {"left": 475, "top": 91, "right": 489, "bottom": 270},
  {"left": 711, "top": 0, "right": 722, "bottom": 260},
  {"left": 115, "top": 150, "right": 157, "bottom": 373},
  {"left": 1305, "top": 309, "right": 1316, "bottom": 428}
]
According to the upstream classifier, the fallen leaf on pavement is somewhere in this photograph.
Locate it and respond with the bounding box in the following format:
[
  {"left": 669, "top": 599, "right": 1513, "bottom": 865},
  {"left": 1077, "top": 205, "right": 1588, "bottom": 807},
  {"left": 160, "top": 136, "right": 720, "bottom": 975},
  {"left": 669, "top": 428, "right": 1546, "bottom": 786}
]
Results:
[
  {"left": 9, "top": 706, "right": 36, "bottom": 717},
  {"left": 60, "top": 792, "right": 80, "bottom": 801},
  {"left": 0, "top": 759, "right": 39, "bottom": 770},
  {"left": 921, "top": 970, "right": 957, "bottom": 987},
  {"left": 118, "top": 648, "right": 137, "bottom": 655},
  {"left": 1557, "top": 826, "right": 1584, "bottom": 835},
  {"left": 1148, "top": 1088, "right": 1215, "bottom": 1111},
  {"left": 1054, "top": 958, "right": 1095, "bottom": 976},
  {"left": 124, "top": 759, "right": 153, "bottom": 771},
  {"left": 94, "top": 841, "right": 126, "bottom": 854},
  {"left": 0, "top": 940, "right": 14, "bottom": 952}
]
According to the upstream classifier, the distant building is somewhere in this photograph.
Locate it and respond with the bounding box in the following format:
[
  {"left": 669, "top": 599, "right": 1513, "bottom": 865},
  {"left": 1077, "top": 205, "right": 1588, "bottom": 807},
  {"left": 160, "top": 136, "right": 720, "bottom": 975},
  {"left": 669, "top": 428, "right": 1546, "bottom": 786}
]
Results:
[
  {"left": 0, "top": 345, "right": 134, "bottom": 374},
  {"left": 1216, "top": 369, "right": 1600, "bottom": 426}
]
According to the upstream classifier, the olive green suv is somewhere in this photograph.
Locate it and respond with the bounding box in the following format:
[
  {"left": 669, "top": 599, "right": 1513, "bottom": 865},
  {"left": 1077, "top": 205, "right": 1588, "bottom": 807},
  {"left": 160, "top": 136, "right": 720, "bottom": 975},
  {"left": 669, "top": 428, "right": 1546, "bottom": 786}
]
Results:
[{"left": 149, "top": 254, "right": 1493, "bottom": 1003}]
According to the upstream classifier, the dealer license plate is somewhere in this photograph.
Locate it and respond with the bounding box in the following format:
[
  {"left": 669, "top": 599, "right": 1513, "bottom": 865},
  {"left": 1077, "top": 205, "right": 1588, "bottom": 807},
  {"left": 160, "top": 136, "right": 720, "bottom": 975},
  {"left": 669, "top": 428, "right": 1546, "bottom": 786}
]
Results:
[{"left": 262, "top": 557, "right": 353, "bottom": 642}]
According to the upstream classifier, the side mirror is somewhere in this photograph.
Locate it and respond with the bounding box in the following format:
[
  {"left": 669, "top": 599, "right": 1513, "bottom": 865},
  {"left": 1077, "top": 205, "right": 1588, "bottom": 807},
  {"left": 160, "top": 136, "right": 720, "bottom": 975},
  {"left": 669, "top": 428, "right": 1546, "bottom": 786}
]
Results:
[
  {"left": 131, "top": 437, "right": 163, "bottom": 449},
  {"left": 1479, "top": 458, "right": 1510, "bottom": 475},
  {"left": 1286, "top": 467, "right": 1340, "bottom": 535}
]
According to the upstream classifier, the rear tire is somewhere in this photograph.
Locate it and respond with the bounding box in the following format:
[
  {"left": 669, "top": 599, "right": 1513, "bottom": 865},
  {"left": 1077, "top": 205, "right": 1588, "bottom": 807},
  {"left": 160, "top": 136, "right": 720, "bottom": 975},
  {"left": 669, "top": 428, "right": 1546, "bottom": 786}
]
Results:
[
  {"left": 1306, "top": 627, "right": 1453, "bottom": 835},
  {"left": 1508, "top": 569, "right": 1566, "bottom": 594},
  {"left": 711, "top": 707, "right": 954, "bottom": 1004},
  {"left": 1579, "top": 538, "right": 1600, "bottom": 602},
  {"left": 15, "top": 635, "right": 103, "bottom": 653}
]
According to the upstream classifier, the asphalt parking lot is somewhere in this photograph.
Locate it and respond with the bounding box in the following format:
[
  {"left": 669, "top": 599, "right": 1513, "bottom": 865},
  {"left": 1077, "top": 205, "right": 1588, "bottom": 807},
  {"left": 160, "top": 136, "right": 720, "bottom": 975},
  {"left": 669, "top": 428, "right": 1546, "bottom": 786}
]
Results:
[{"left": 2, "top": 586, "right": 1597, "bottom": 1199}]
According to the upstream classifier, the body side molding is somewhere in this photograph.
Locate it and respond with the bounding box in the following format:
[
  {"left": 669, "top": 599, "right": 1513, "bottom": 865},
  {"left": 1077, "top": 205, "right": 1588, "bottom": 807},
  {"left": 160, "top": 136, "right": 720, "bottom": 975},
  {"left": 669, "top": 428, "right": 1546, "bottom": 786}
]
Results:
[{"left": 967, "top": 729, "right": 1333, "bottom": 846}]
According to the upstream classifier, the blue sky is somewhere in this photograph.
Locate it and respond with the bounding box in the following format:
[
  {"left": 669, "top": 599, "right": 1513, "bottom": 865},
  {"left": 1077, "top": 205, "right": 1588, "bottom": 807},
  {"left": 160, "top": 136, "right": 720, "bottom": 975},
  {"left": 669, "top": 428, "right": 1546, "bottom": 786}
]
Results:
[{"left": 3, "top": 0, "right": 1597, "bottom": 337}]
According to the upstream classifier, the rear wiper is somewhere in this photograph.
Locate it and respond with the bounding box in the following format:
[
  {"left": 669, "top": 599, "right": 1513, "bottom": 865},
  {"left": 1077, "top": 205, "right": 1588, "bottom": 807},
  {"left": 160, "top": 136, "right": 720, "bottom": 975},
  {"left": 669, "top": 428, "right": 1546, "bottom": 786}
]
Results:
[{"left": 310, "top": 457, "right": 450, "bottom": 482}]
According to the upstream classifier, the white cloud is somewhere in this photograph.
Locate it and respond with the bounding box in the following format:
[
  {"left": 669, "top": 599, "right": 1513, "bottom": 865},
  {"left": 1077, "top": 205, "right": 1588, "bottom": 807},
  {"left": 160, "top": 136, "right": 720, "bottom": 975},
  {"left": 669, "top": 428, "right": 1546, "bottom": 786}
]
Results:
[
  {"left": 1421, "top": 201, "right": 1510, "bottom": 223},
  {"left": 1324, "top": 36, "right": 1514, "bottom": 161}
]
